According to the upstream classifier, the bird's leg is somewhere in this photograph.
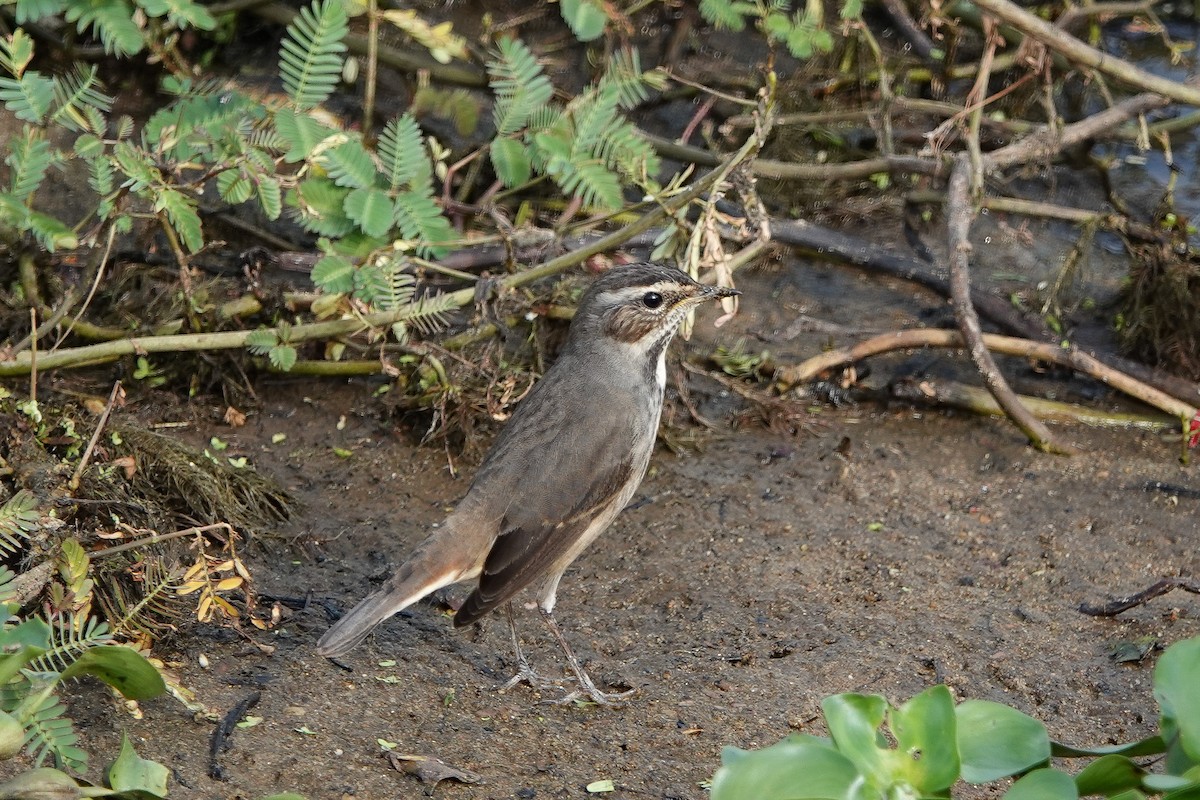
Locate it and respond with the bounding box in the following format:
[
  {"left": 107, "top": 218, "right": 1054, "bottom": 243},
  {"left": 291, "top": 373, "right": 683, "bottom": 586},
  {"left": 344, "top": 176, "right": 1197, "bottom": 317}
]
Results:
[
  {"left": 497, "top": 602, "right": 564, "bottom": 695},
  {"left": 537, "top": 607, "right": 636, "bottom": 707}
]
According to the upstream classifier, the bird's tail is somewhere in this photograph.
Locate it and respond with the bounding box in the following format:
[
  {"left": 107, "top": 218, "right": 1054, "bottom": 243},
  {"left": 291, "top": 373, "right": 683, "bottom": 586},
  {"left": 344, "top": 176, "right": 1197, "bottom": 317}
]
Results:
[{"left": 316, "top": 530, "right": 479, "bottom": 658}]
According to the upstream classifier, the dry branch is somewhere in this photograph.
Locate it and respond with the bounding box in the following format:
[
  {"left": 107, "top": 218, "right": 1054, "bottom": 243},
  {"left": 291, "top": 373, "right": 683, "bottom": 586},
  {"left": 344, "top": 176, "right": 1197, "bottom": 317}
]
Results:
[
  {"left": 946, "top": 155, "right": 1075, "bottom": 453},
  {"left": 774, "top": 327, "right": 1199, "bottom": 424}
]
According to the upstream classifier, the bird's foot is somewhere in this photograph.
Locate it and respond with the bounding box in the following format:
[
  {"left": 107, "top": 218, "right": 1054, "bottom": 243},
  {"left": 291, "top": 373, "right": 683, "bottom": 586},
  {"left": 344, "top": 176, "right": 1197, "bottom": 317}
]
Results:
[
  {"left": 496, "top": 660, "right": 567, "bottom": 695},
  {"left": 542, "top": 672, "right": 636, "bottom": 707}
]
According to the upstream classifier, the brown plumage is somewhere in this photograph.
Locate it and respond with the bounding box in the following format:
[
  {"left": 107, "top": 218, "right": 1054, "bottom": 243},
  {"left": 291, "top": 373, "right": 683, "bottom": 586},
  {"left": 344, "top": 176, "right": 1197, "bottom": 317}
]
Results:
[{"left": 316, "top": 262, "right": 738, "bottom": 703}]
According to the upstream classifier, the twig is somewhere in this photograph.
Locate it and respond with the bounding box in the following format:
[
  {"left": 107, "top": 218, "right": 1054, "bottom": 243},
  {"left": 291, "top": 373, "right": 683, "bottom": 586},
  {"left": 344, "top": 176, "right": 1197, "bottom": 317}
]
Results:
[
  {"left": 970, "top": 0, "right": 1200, "bottom": 106},
  {"left": 774, "top": 327, "right": 1199, "bottom": 423},
  {"left": 1079, "top": 578, "right": 1200, "bottom": 616},
  {"left": 641, "top": 132, "right": 947, "bottom": 180},
  {"left": 986, "top": 93, "right": 1171, "bottom": 167},
  {"left": 878, "top": 0, "right": 936, "bottom": 61},
  {"left": 90, "top": 523, "right": 236, "bottom": 559},
  {"left": 68, "top": 381, "right": 123, "bottom": 493},
  {"left": 890, "top": 376, "right": 1175, "bottom": 430},
  {"left": 28, "top": 308, "right": 37, "bottom": 405},
  {"left": 947, "top": 153, "right": 1075, "bottom": 453}
]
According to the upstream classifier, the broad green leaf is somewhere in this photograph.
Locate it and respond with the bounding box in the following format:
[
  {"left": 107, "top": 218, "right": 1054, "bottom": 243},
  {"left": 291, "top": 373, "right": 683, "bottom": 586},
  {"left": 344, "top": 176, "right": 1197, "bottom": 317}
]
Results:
[
  {"left": 1143, "top": 775, "right": 1196, "bottom": 792},
  {"left": 1156, "top": 636, "right": 1200, "bottom": 768},
  {"left": 60, "top": 646, "right": 166, "bottom": 700},
  {"left": 822, "top": 693, "right": 889, "bottom": 787},
  {"left": 1074, "top": 754, "right": 1144, "bottom": 797},
  {"left": 957, "top": 699, "right": 1050, "bottom": 783},
  {"left": 107, "top": 732, "right": 170, "bottom": 796},
  {"left": 0, "top": 768, "right": 79, "bottom": 800},
  {"left": 891, "top": 684, "right": 960, "bottom": 792},
  {"left": 1004, "top": 768, "right": 1078, "bottom": 800},
  {"left": 1052, "top": 736, "right": 1166, "bottom": 759},
  {"left": 0, "top": 644, "right": 46, "bottom": 685},
  {"left": 711, "top": 734, "right": 860, "bottom": 800}
]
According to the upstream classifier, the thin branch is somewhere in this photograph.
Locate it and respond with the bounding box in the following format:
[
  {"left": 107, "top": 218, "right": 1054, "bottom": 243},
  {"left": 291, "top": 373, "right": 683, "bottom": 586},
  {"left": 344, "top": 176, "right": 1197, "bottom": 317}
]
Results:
[
  {"left": 774, "top": 327, "right": 1199, "bottom": 423},
  {"left": 69, "top": 381, "right": 123, "bottom": 493},
  {"left": 0, "top": 141, "right": 756, "bottom": 378},
  {"left": 970, "top": 0, "right": 1200, "bottom": 106},
  {"left": 947, "top": 153, "right": 1075, "bottom": 453}
]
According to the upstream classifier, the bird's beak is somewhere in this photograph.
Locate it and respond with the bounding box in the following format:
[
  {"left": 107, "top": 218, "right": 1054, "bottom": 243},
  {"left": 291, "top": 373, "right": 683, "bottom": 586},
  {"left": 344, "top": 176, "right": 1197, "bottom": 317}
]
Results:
[{"left": 700, "top": 284, "right": 741, "bottom": 300}]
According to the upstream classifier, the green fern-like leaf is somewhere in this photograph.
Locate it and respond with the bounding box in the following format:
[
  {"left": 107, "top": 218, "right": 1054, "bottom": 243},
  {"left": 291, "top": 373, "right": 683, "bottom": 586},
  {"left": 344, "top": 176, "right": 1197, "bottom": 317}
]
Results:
[
  {"left": 0, "top": 567, "right": 15, "bottom": 605},
  {"left": 320, "top": 139, "right": 377, "bottom": 189},
  {"left": 274, "top": 110, "right": 337, "bottom": 162},
  {"left": 64, "top": 0, "right": 144, "bottom": 56},
  {"left": 600, "top": 48, "right": 664, "bottom": 109},
  {"left": 217, "top": 169, "right": 254, "bottom": 204},
  {"left": 310, "top": 253, "right": 354, "bottom": 293},
  {"left": 699, "top": 0, "right": 749, "bottom": 30},
  {"left": 26, "top": 211, "right": 78, "bottom": 252},
  {"left": 257, "top": 175, "right": 283, "bottom": 220},
  {"left": 23, "top": 693, "right": 86, "bottom": 771},
  {"left": 559, "top": 158, "right": 623, "bottom": 209},
  {"left": 112, "top": 141, "right": 161, "bottom": 192},
  {"left": 375, "top": 258, "right": 416, "bottom": 311},
  {"left": 488, "top": 37, "right": 554, "bottom": 136},
  {"left": 392, "top": 188, "right": 453, "bottom": 258},
  {"left": 155, "top": 188, "right": 203, "bottom": 252},
  {"left": 50, "top": 64, "right": 112, "bottom": 133},
  {"left": 279, "top": 0, "right": 349, "bottom": 110},
  {"left": 288, "top": 177, "right": 355, "bottom": 237},
  {"left": 344, "top": 187, "right": 394, "bottom": 238},
  {"left": 244, "top": 329, "right": 278, "bottom": 355},
  {"left": 135, "top": 0, "right": 217, "bottom": 30},
  {"left": 490, "top": 135, "right": 531, "bottom": 188},
  {"left": 98, "top": 560, "right": 185, "bottom": 640},
  {"left": 0, "top": 490, "right": 39, "bottom": 555},
  {"left": 28, "top": 616, "right": 112, "bottom": 676},
  {"left": 268, "top": 345, "right": 298, "bottom": 371},
  {"left": 0, "top": 71, "right": 55, "bottom": 124},
  {"left": 377, "top": 114, "right": 430, "bottom": 191},
  {"left": 15, "top": 0, "right": 68, "bottom": 24},
  {"left": 353, "top": 261, "right": 390, "bottom": 305},
  {"left": 560, "top": 0, "right": 608, "bottom": 41},
  {"left": 404, "top": 290, "right": 454, "bottom": 338},
  {"left": 5, "top": 128, "right": 53, "bottom": 202}
]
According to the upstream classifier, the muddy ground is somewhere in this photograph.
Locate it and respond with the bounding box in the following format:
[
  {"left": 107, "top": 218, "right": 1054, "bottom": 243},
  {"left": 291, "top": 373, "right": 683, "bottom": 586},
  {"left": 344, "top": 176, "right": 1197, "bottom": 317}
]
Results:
[{"left": 41, "top": 238, "right": 1199, "bottom": 800}]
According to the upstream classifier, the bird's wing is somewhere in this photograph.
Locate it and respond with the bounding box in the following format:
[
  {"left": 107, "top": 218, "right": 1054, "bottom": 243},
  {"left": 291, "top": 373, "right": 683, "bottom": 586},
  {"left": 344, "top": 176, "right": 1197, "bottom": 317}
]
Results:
[{"left": 450, "top": 368, "right": 643, "bottom": 626}]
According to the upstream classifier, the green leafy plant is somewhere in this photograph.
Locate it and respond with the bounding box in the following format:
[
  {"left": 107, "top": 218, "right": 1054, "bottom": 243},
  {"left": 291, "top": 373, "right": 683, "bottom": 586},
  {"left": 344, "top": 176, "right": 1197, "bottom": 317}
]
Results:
[
  {"left": 712, "top": 635, "right": 1200, "bottom": 800},
  {"left": 699, "top": 0, "right": 861, "bottom": 59},
  {"left": 487, "top": 39, "right": 664, "bottom": 210}
]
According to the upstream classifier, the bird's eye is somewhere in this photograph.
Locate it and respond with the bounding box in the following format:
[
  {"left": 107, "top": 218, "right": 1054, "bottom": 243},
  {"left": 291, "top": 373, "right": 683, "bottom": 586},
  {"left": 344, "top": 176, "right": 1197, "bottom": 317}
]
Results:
[{"left": 641, "top": 291, "right": 664, "bottom": 309}]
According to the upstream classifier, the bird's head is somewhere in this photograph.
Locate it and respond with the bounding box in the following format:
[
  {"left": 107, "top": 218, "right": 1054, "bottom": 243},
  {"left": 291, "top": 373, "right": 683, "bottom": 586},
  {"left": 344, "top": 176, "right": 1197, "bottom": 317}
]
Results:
[{"left": 567, "top": 263, "right": 739, "bottom": 360}]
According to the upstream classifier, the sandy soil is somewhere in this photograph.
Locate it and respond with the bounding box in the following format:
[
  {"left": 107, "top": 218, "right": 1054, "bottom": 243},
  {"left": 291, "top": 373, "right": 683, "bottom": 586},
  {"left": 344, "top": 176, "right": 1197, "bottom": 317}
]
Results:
[{"left": 49, "top": 260, "right": 1199, "bottom": 800}]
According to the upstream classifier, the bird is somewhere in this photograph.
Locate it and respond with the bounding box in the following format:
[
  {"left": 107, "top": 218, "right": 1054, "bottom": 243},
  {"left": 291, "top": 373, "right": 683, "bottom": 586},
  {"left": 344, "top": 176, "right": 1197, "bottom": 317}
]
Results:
[{"left": 316, "top": 262, "right": 739, "bottom": 704}]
